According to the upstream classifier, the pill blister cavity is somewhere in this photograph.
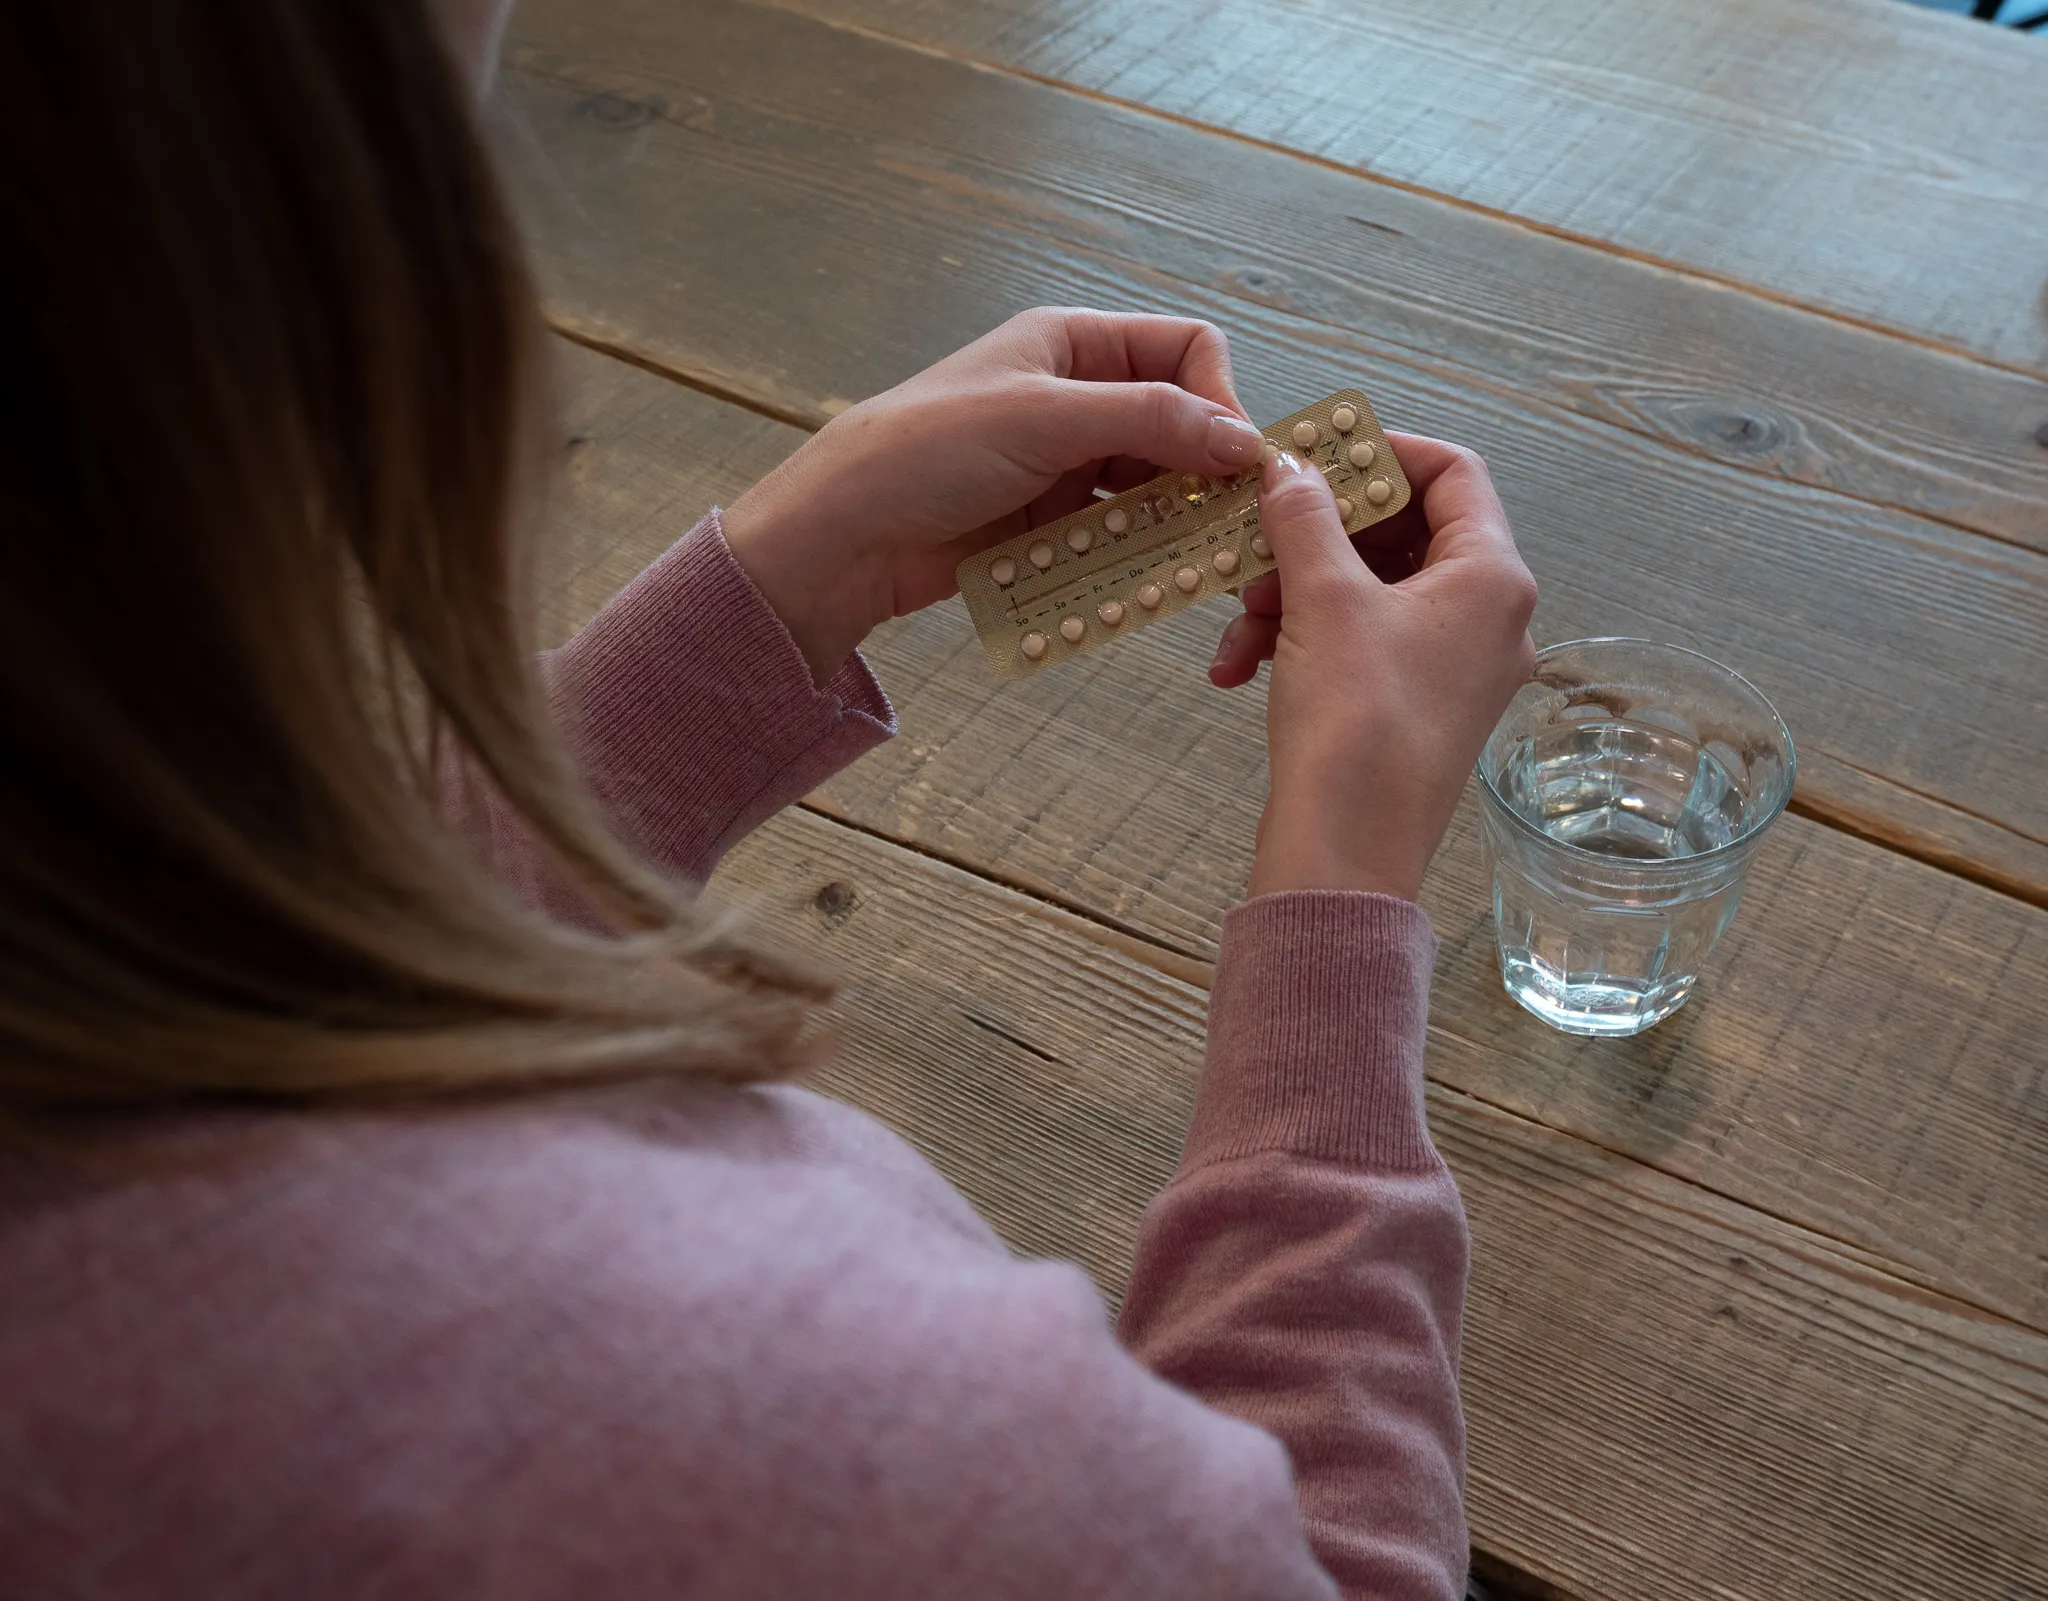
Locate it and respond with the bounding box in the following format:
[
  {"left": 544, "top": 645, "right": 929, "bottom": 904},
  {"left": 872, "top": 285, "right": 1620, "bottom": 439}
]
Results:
[
  {"left": 1059, "top": 615, "right": 1086, "bottom": 644},
  {"left": 1097, "top": 599, "right": 1125, "bottom": 627},
  {"left": 1104, "top": 507, "right": 1131, "bottom": 536},
  {"left": 989, "top": 555, "right": 1017, "bottom": 585},
  {"left": 1291, "top": 421, "right": 1319, "bottom": 450},
  {"left": 1066, "top": 526, "right": 1093, "bottom": 554},
  {"left": 1174, "top": 565, "right": 1201, "bottom": 594},
  {"left": 1348, "top": 440, "right": 1376, "bottom": 470},
  {"left": 1365, "top": 478, "right": 1392, "bottom": 506},
  {"left": 1212, "top": 548, "right": 1240, "bottom": 577},
  {"left": 1335, "top": 496, "right": 1354, "bottom": 521},
  {"left": 1331, "top": 405, "right": 1357, "bottom": 433},
  {"left": 1028, "top": 540, "right": 1055, "bottom": 570},
  {"left": 1136, "top": 581, "right": 1164, "bottom": 611},
  {"left": 1250, "top": 532, "right": 1271, "bottom": 559},
  {"left": 1020, "top": 631, "right": 1048, "bottom": 661}
]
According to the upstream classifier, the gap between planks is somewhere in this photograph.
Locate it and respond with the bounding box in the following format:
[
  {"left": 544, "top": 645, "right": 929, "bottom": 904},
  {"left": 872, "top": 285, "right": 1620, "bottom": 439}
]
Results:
[
  {"left": 560, "top": 323, "right": 2048, "bottom": 914},
  {"left": 738, "top": 0, "right": 2048, "bottom": 391},
  {"left": 785, "top": 796, "right": 2048, "bottom": 1344}
]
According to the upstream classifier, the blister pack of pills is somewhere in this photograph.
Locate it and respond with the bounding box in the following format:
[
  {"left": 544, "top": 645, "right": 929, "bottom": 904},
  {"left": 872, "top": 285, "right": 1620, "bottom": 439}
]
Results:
[{"left": 955, "top": 389, "right": 1409, "bottom": 680}]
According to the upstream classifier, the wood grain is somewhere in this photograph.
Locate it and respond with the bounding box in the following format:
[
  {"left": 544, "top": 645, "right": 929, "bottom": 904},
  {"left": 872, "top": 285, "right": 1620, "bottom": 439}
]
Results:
[
  {"left": 533, "top": 340, "right": 806, "bottom": 646},
  {"left": 547, "top": 343, "right": 2048, "bottom": 1334},
  {"left": 708, "top": 802, "right": 2048, "bottom": 1601},
  {"left": 490, "top": 0, "right": 2048, "bottom": 899},
  {"left": 751, "top": 0, "right": 2048, "bottom": 377},
  {"left": 501, "top": 2, "right": 2048, "bottom": 552}
]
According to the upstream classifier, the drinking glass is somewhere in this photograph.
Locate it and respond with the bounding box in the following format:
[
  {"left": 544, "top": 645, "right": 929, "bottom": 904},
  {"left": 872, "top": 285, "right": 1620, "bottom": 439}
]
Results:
[{"left": 1476, "top": 639, "right": 1795, "bottom": 1037}]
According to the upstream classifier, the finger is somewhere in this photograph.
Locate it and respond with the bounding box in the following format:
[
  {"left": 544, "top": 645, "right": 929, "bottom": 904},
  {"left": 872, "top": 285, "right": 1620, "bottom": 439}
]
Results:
[
  {"left": 1258, "top": 448, "right": 1378, "bottom": 598},
  {"left": 1042, "top": 309, "right": 1244, "bottom": 416},
  {"left": 1241, "top": 569, "right": 1283, "bottom": 617},
  {"left": 1098, "top": 454, "right": 1164, "bottom": 494},
  {"left": 1379, "top": 432, "right": 1519, "bottom": 573},
  {"left": 1240, "top": 512, "right": 1424, "bottom": 616},
  {"left": 1027, "top": 376, "right": 1265, "bottom": 480},
  {"left": 1208, "top": 610, "right": 1281, "bottom": 687}
]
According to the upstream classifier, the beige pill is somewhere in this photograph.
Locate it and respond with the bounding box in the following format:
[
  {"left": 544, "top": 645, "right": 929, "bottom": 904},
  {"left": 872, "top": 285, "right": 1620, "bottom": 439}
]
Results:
[
  {"left": 1291, "top": 420, "right": 1319, "bottom": 450},
  {"left": 1028, "top": 540, "right": 1055, "bottom": 570},
  {"left": 1365, "top": 477, "right": 1393, "bottom": 506},
  {"left": 1174, "top": 565, "right": 1201, "bottom": 594},
  {"left": 1261, "top": 438, "right": 1280, "bottom": 464},
  {"left": 1334, "top": 496, "right": 1354, "bottom": 521},
  {"left": 1060, "top": 615, "right": 1086, "bottom": 644},
  {"left": 1212, "top": 547, "right": 1240, "bottom": 577},
  {"left": 988, "top": 555, "right": 1017, "bottom": 585},
  {"left": 1020, "top": 631, "right": 1048, "bottom": 661},
  {"left": 1104, "top": 507, "right": 1131, "bottom": 535},
  {"left": 1249, "top": 532, "right": 1271, "bottom": 559},
  {"left": 1066, "top": 525, "right": 1093, "bottom": 554},
  {"left": 1135, "top": 581, "right": 1164, "bottom": 611},
  {"left": 1348, "top": 439, "right": 1376, "bottom": 470},
  {"left": 1331, "top": 404, "right": 1358, "bottom": 433},
  {"left": 1097, "top": 599, "right": 1126, "bottom": 627}
]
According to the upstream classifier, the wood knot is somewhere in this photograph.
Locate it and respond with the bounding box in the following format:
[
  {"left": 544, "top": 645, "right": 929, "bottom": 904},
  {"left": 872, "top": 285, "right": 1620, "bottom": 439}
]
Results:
[
  {"left": 1709, "top": 411, "right": 1781, "bottom": 451},
  {"left": 573, "top": 91, "right": 664, "bottom": 129},
  {"left": 811, "top": 880, "right": 859, "bottom": 928}
]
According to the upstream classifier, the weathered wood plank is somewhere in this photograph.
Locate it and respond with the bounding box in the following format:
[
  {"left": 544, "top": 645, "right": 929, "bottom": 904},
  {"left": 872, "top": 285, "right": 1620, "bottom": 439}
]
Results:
[
  {"left": 709, "top": 802, "right": 2048, "bottom": 1601},
  {"left": 533, "top": 341, "right": 803, "bottom": 645},
  {"left": 491, "top": 0, "right": 2048, "bottom": 899},
  {"left": 748, "top": 0, "right": 2048, "bottom": 377},
  {"left": 547, "top": 343, "right": 2048, "bottom": 1334},
  {"left": 501, "top": 8, "right": 2048, "bottom": 553}
]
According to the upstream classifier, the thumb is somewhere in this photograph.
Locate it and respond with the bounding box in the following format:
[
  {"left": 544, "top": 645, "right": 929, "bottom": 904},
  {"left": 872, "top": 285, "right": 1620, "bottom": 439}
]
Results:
[
  {"left": 1031, "top": 377, "right": 1266, "bottom": 478},
  {"left": 1258, "top": 448, "right": 1379, "bottom": 599}
]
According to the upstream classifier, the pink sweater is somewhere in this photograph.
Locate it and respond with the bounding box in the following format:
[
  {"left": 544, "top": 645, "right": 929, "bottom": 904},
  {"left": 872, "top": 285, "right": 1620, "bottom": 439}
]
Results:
[{"left": 0, "top": 515, "right": 1469, "bottom": 1599}]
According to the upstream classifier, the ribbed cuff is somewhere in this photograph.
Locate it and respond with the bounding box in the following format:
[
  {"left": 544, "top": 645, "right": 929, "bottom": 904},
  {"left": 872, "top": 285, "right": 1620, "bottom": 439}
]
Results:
[
  {"left": 546, "top": 510, "right": 896, "bottom": 879},
  {"left": 1184, "top": 891, "right": 1441, "bottom": 1173}
]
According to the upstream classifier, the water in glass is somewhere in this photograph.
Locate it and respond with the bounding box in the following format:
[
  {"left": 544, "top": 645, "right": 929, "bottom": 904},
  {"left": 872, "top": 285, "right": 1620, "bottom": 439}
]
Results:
[{"left": 1478, "top": 641, "right": 1794, "bottom": 1038}]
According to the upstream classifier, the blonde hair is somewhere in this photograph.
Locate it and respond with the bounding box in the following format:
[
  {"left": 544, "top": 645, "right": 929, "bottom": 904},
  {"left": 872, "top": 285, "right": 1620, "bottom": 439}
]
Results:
[{"left": 0, "top": 0, "right": 826, "bottom": 1111}]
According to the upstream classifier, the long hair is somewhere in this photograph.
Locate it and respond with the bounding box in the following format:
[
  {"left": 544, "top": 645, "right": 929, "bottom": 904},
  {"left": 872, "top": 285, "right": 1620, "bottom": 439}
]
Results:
[{"left": 0, "top": 0, "right": 827, "bottom": 1112}]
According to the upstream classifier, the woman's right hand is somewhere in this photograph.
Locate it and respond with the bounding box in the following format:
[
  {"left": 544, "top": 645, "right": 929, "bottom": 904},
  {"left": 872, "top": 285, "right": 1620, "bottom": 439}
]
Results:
[{"left": 1213, "top": 434, "right": 1538, "bottom": 904}]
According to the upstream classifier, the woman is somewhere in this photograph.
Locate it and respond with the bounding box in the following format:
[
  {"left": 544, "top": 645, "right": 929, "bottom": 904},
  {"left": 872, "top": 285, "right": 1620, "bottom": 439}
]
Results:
[{"left": 0, "top": 0, "right": 1536, "bottom": 1596}]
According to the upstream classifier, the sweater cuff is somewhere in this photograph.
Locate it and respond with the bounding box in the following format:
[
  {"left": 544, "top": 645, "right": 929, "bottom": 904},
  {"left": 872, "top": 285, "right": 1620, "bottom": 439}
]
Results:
[
  {"left": 1182, "top": 891, "right": 1441, "bottom": 1174},
  {"left": 545, "top": 510, "right": 896, "bottom": 880}
]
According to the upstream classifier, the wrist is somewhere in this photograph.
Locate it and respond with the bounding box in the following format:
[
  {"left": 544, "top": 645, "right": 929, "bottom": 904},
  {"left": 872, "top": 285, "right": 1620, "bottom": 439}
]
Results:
[
  {"left": 1248, "top": 800, "right": 1429, "bottom": 903},
  {"left": 720, "top": 478, "right": 889, "bottom": 686}
]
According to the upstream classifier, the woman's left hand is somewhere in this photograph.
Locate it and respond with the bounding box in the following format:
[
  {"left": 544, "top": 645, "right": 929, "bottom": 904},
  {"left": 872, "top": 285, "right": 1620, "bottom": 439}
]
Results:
[{"left": 719, "top": 307, "right": 1267, "bottom": 682}]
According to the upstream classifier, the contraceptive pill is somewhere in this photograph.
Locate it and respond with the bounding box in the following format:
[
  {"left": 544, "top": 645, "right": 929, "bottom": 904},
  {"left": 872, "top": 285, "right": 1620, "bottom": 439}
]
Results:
[{"left": 957, "top": 388, "right": 1410, "bottom": 679}]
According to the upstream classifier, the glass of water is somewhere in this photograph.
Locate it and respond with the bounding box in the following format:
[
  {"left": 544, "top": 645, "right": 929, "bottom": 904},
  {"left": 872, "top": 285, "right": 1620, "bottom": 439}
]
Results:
[{"left": 1477, "top": 639, "right": 1795, "bottom": 1037}]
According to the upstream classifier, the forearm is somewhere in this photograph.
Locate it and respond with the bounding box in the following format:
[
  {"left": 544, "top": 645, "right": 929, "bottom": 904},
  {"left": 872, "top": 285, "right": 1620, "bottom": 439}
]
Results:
[
  {"left": 542, "top": 509, "right": 893, "bottom": 880},
  {"left": 443, "top": 510, "right": 895, "bottom": 921},
  {"left": 1117, "top": 893, "right": 1469, "bottom": 1600}
]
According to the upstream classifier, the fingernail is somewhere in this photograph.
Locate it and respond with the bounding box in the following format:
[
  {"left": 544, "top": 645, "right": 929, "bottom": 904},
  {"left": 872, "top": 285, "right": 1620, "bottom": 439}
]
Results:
[
  {"left": 1208, "top": 413, "right": 1263, "bottom": 464},
  {"left": 1211, "top": 633, "right": 1234, "bottom": 669}
]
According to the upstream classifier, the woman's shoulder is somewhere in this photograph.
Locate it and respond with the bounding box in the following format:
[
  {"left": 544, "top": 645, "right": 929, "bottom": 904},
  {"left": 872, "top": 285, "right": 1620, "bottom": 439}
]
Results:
[
  {"left": 0, "top": 1084, "right": 1039, "bottom": 1592},
  {"left": 0, "top": 1081, "right": 1001, "bottom": 1350},
  {"left": 1, "top": 1085, "right": 1317, "bottom": 1600}
]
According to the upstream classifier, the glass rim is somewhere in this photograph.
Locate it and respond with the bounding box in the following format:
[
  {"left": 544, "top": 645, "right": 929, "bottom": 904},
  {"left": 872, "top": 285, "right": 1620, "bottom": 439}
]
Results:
[{"left": 1478, "top": 637, "right": 1797, "bottom": 870}]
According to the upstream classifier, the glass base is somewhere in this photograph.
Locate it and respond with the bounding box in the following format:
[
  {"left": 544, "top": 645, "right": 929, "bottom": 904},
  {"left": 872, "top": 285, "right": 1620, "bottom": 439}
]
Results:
[{"left": 1499, "top": 953, "right": 1695, "bottom": 1037}]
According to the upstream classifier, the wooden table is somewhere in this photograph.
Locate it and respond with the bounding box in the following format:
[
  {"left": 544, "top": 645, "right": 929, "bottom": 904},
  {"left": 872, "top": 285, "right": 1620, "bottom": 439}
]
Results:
[{"left": 495, "top": 0, "right": 2048, "bottom": 1593}]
